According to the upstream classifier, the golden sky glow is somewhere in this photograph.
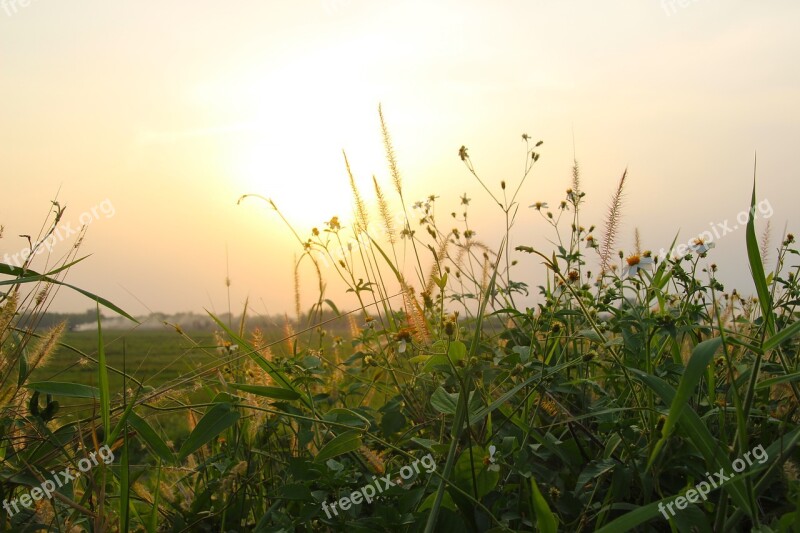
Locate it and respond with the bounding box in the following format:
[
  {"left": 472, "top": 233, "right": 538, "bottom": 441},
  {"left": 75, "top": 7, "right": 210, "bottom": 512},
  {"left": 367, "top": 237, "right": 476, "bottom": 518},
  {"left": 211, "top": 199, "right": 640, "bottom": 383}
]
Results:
[{"left": 1, "top": 1, "right": 798, "bottom": 316}]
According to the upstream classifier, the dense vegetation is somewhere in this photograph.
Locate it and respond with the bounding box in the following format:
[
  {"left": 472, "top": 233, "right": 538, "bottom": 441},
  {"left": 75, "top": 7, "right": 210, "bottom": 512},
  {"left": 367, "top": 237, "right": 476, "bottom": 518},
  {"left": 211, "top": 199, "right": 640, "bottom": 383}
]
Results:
[{"left": 1, "top": 110, "right": 799, "bottom": 532}]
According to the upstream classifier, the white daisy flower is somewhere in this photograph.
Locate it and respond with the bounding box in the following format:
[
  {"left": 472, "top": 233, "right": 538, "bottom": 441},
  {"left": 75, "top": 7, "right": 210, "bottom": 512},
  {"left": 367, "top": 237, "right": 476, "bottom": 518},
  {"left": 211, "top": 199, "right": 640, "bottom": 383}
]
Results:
[
  {"left": 689, "top": 238, "right": 715, "bottom": 255},
  {"left": 624, "top": 253, "right": 654, "bottom": 277},
  {"left": 529, "top": 201, "right": 549, "bottom": 211}
]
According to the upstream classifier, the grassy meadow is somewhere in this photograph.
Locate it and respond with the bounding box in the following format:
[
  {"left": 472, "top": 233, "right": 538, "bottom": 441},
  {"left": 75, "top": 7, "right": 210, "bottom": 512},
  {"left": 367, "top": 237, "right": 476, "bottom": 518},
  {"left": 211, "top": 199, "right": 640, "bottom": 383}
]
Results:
[{"left": 1, "top": 112, "right": 800, "bottom": 532}]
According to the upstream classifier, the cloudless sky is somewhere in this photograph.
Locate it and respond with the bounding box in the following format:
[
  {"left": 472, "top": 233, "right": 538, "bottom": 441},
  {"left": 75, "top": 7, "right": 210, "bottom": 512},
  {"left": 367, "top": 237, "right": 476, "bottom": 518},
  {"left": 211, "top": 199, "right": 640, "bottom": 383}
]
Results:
[{"left": 1, "top": 0, "right": 798, "bottom": 317}]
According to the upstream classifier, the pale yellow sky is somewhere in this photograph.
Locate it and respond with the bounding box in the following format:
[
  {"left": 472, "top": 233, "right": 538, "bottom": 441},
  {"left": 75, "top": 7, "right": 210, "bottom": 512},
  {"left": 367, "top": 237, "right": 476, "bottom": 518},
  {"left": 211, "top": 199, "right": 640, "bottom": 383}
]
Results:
[{"left": 1, "top": 1, "right": 798, "bottom": 316}]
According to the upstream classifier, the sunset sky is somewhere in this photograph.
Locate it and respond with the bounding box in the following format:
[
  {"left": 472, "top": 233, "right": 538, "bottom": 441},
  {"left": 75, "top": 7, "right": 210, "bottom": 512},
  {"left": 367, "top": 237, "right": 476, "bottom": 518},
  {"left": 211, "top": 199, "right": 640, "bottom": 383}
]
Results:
[{"left": 1, "top": 1, "right": 798, "bottom": 318}]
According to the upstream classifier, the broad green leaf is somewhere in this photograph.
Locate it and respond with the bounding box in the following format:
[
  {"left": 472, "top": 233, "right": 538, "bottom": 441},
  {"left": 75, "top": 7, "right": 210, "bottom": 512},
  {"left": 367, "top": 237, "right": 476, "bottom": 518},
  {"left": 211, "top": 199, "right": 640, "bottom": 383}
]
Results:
[
  {"left": 431, "top": 386, "right": 458, "bottom": 415},
  {"left": 314, "top": 430, "right": 362, "bottom": 463},
  {"left": 448, "top": 341, "right": 467, "bottom": 363},
  {"left": 418, "top": 489, "right": 457, "bottom": 511},
  {"left": 178, "top": 403, "right": 240, "bottom": 460}
]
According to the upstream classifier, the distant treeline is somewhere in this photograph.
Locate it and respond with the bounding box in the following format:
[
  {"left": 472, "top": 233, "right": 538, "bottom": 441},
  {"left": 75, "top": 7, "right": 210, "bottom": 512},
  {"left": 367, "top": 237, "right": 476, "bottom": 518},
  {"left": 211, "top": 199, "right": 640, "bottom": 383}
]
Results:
[{"left": 29, "top": 308, "right": 354, "bottom": 332}]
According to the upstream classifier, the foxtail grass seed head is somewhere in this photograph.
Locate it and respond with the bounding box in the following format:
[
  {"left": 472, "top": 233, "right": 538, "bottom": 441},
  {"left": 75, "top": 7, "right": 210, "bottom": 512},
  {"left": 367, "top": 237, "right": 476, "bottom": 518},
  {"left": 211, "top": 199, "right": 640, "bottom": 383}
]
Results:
[{"left": 29, "top": 322, "right": 65, "bottom": 370}]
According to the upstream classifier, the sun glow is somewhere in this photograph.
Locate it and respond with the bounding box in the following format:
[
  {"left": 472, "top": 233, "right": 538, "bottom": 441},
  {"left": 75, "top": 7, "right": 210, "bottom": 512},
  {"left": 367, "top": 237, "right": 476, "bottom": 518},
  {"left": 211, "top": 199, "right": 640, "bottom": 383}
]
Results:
[{"left": 227, "top": 45, "right": 394, "bottom": 233}]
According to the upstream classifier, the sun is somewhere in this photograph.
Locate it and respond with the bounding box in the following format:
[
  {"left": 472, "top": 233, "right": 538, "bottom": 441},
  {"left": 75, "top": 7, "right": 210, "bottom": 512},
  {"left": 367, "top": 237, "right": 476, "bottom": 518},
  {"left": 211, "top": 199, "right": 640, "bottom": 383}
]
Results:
[{"left": 225, "top": 45, "right": 396, "bottom": 233}]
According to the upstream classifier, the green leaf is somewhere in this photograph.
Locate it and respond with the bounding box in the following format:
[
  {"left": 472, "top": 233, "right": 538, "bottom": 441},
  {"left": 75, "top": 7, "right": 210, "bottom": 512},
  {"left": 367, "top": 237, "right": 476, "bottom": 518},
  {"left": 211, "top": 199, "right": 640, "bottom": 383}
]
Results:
[
  {"left": 431, "top": 387, "right": 458, "bottom": 415},
  {"left": 314, "top": 430, "right": 362, "bottom": 463},
  {"left": 448, "top": 341, "right": 467, "bottom": 363},
  {"left": 227, "top": 383, "right": 301, "bottom": 401},
  {"left": 647, "top": 337, "right": 722, "bottom": 469},
  {"left": 763, "top": 319, "right": 800, "bottom": 353},
  {"left": 746, "top": 177, "right": 774, "bottom": 335},
  {"left": 453, "top": 446, "right": 499, "bottom": 499},
  {"left": 323, "top": 299, "right": 340, "bottom": 315},
  {"left": 178, "top": 403, "right": 240, "bottom": 460},
  {"left": 756, "top": 371, "right": 800, "bottom": 390},
  {"left": 632, "top": 369, "right": 752, "bottom": 517},
  {"left": 575, "top": 458, "right": 616, "bottom": 494},
  {"left": 97, "top": 307, "right": 111, "bottom": 442},
  {"left": 26, "top": 381, "right": 100, "bottom": 399},
  {"left": 128, "top": 412, "right": 174, "bottom": 464},
  {"left": 530, "top": 475, "right": 558, "bottom": 533},
  {"left": 595, "top": 499, "right": 671, "bottom": 533},
  {"left": 420, "top": 354, "right": 452, "bottom": 373},
  {"left": 322, "top": 408, "right": 371, "bottom": 429},
  {"left": 17, "top": 352, "right": 28, "bottom": 388},
  {"left": 418, "top": 489, "right": 457, "bottom": 511}
]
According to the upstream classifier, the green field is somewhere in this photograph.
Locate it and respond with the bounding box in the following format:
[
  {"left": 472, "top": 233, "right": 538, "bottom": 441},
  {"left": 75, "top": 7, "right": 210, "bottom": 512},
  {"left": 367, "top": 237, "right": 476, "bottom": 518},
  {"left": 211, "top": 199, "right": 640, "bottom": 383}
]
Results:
[
  {"left": 28, "top": 329, "right": 218, "bottom": 441},
  {"left": 34, "top": 329, "right": 218, "bottom": 391}
]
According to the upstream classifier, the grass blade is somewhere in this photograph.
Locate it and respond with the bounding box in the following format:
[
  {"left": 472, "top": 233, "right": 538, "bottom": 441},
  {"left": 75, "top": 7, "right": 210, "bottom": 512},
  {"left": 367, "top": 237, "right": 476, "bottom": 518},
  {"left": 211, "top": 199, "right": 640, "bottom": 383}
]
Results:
[
  {"left": 530, "top": 475, "right": 558, "bottom": 533},
  {"left": 647, "top": 337, "right": 722, "bottom": 469},
  {"left": 26, "top": 381, "right": 100, "bottom": 398},
  {"left": 745, "top": 175, "right": 774, "bottom": 335},
  {"left": 97, "top": 306, "right": 111, "bottom": 444},
  {"left": 177, "top": 402, "right": 240, "bottom": 460}
]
